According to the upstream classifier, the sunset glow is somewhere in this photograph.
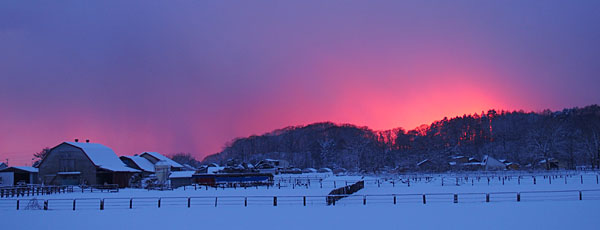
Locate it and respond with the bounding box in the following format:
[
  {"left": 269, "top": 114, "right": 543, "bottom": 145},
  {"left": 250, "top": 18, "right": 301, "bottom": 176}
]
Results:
[{"left": 1, "top": 1, "right": 599, "bottom": 165}]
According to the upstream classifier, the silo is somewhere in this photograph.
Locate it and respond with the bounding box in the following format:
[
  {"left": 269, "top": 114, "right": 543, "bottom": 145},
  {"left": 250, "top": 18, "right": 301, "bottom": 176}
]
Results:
[{"left": 155, "top": 160, "right": 171, "bottom": 186}]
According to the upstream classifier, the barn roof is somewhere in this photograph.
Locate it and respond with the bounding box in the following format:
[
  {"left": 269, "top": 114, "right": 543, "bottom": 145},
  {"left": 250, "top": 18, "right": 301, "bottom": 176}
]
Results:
[
  {"left": 0, "top": 166, "right": 39, "bottom": 173},
  {"left": 65, "top": 142, "right": 139, "bottom": 172},
  {"left": 140, "top": 152, "right": 183, "bottom": 168},
  {"left": 121, "top": 156, "right": 155, "bottom": 172},
  {"left": 169, "top": 171, "right": 195, "bottom": 178}
]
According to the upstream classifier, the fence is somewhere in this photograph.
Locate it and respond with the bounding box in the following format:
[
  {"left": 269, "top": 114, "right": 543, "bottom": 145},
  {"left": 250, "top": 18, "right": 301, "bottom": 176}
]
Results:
[
  {"left": 2, "top": 188, "right": 599, "bottom": 211},
  {"left": 0, "top": 184, "right": 120, "bottom": 198}
]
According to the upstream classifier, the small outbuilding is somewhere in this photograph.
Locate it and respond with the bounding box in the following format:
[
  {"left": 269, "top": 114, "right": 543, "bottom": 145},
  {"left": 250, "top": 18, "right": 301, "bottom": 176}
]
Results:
[
  {"left": 169, "top": 171, "right": 195, "bottom": 188},
  {"left": 0, "top": 167, "right": 39, "bottom": 186}
]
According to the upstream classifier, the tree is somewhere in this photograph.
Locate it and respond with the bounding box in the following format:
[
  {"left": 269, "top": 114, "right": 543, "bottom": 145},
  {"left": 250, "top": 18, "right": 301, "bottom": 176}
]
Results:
[
  {"left": 32, "top": 147, "right": 51, "bottom": 167},
  {"left": 170, "top": 153, "right": 199, "bottom": 168}
]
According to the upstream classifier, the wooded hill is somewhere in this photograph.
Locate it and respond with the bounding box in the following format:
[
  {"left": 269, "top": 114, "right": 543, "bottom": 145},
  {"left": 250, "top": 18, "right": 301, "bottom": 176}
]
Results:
[{"left": 202, "top": 105, "right": 600, "bottom": 172}]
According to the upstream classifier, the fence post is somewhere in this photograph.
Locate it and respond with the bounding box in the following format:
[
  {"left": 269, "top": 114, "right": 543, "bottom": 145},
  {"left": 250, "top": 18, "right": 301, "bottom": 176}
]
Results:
[
  {"left": 129, "top": 198, "right": 133, "bottom": 209},
  {"left": 16, "top": 199, "right": 19, "bottom": 210},
  {"left": 244, "top": 197, "right": 247, "bottom": 207},
  {"left": 533, "top": 177, "right": 536, "bottom": 185},
  {"left": 363, "top": 195, "right": 366, "bottom": 205},
  {"left": 579, "top": 191, "right": 582, "bottom": 200},
  {"left": 273, "top": 197, "right": 277, "bottom": 206},
  {"left": 332, "top": 197, "right": 336, "bottom": 206},
  {"left": 486, "top": 194, "right": 490, "bottom": 202},
  {"left": 517, "top": 193, "right": 520, "bottom": 202},
  {"left": 215, "top": 197, "right": 218, "bottom": 207},
  {"left": 393, "top": 195, "right": 396, "bottom": 205},
  {"left": 303, "top": 196, "right": 306, "bottom": 206},
  {"left": 422, "top": 194, "right": 426, "bottom": 204},
  {"left": 442, "top": 178, "right": 444, "bottom": 186},
  {"left": 73, "top": 199, "right": 76, "bottom": 211},
  {"left": 518, "top": 176, "right": 520, "bottom": 185},
  {"left": 453, "top": 194, "right": 458, "bottom": 203},
  {"left": 187, "top": 197, "right": 191, "bottom": 208},
  {"left": 549, "top": 176, "right": 551, "bottom": 184},
  {"left": 99, "top": 199, "right": 103, "bottom": 210},
  {"left": 158, "top": 198, "right": 161, "bottom": 208},
  {"left": 597, "top": 175, "right": 599, "bottom": 184},
  {"left": 334, "top": 181, "right": 336, "bottom": 188},
  {"left": 44, "top": 200, "right": 49, "bottom": 210}
]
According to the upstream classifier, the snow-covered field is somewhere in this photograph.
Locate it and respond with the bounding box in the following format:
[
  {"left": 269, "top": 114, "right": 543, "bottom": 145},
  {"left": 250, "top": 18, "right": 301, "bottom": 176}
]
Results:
[{"left": 2, "top": 171, "right": 600, "bottom": 229}]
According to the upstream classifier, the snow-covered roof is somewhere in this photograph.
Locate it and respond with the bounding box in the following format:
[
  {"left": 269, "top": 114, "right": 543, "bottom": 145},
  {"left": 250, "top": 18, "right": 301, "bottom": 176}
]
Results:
[
  {"left": 65, "top": 142, "right": 139, "bottom": 172},
  {"left": 169, "top": 171, "right": 195, "bottom": 178},
  {"left": 417, "top": 159, "right": 429, "bottom": 166},
  {"left": 140, "top": 152, "right": 183, "bottom": 168},
  {"left": 0, "top": 166, "right": 39, "bottom": 173},
  {"left": 207, "top": 166, "right": 224, "bottom": 174},
  {"left": 121, "top": 156, "right": 155, "bottom": 172}
]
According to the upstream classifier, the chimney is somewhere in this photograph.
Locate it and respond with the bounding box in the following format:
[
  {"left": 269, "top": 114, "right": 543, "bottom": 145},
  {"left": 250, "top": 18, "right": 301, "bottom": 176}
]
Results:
[
  {"left": 75, "top": 139, "right": 79, "bottom": 142},
  {"left": 86, "top": 139, "right": 90, "bottom": 143}
]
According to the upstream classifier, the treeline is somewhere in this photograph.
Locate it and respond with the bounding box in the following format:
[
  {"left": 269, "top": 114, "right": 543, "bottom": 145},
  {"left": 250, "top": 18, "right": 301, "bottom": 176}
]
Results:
[{"left": 202, "top": 105, "right": 600, "bottom": 172}]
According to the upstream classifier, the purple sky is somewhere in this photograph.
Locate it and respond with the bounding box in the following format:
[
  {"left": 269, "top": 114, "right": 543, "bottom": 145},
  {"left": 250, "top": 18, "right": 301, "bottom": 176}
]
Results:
[{"left": 1, "top": 1, "right": 599, "bottom": 165}]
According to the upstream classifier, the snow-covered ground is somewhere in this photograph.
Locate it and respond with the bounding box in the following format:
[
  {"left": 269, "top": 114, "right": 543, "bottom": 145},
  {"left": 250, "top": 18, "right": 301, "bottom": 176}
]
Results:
[{"left": 2, "top": 171, "right": 599, "bottom": 229}]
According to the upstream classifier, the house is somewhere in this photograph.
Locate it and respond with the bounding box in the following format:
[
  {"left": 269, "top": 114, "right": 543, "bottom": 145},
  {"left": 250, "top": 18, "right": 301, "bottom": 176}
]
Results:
[
  {"left": 482, "top": 155, "right": 506, "bottom": 171},
  {"left": 120, "top": 156, "right": 155, "bottom": 176},
  {"left": 38, "top": 141, "right": 139, "bottom": 188},
  {"left": 538, "top": 158, "right": 560, "bottom": 170},
  {"left": 417, "top": 159, "right": 437, "bottom": 171},
  {"left": 139, "top": 152, "right": 184, "bottom": 171},
  {"left": 0, "top": 162, "right": 7, "bottom": 170},
  {"left": 0, "top": 167, "right": 39, "bottom": 186}
]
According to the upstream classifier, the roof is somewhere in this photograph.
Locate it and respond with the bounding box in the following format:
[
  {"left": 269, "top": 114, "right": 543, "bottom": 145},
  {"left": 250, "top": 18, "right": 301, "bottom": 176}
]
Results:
[
  {"left": 0, "top": 166, "right": 39, "bottom": 173},
  {"left": 169, "top": 171, "right": 195, "bottom": 178},
  {"left": 64, "top": 142, "right": 139, "bottom": 172},
  {"left": 121, "top": 156, "right": 155, "bottom": 172},
  {"left": 140, "top": 152, "right": 183, "bottom": 168},
  {"left": 417, "top": 159, "right": 430, "bottom": 166}
]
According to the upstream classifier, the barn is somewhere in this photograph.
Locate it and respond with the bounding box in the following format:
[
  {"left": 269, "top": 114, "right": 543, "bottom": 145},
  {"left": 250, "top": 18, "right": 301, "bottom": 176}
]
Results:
[
  {"left": 120, "top": 155, "right": 155, "bottom": 176},
  {"left": 38, "top": 141, "right": 139, "bottom": 188},
  {"left": 0, "top": 167, "right": 38, "bottom": 186}
]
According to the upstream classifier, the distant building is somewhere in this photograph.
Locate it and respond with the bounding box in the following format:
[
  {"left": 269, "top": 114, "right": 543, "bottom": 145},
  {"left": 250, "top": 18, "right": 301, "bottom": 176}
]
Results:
[
  {"left": 169, "top": 171, "right": 195, "bottom": 188},
  {"left": 139, "top": 152, "right": 184, "bottom": 171},
  {"left": 38, "top": 141, "right": 139, "bottom": 187},
  {"left": 0, "top": 162, "right": 7, "bottom": 170},
  {"left": 0, "top": 167, "right": 38, "bottom": 186},
  {"left": 482, "top": 155, "right": 506, "bottom": 171}
]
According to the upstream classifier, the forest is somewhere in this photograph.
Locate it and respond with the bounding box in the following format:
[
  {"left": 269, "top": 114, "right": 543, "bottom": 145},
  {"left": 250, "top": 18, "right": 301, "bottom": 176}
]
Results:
[{"left": 202, "top": 105, "right": 600, "bottom": 172}]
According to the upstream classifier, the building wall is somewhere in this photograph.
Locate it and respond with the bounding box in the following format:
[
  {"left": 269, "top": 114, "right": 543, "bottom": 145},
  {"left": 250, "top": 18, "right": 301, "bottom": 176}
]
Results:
[
  {"left": 39, "top": 143, "right": 97, "bottom": 185},
  {"left": 0, "top": 172, "right": 13, "bottom": 186}
]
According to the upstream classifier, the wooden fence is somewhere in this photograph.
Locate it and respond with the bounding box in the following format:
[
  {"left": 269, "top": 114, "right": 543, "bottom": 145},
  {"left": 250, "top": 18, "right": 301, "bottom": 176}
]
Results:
[{"left": 2, "top": 188, "right": 599, "bottom": 211}]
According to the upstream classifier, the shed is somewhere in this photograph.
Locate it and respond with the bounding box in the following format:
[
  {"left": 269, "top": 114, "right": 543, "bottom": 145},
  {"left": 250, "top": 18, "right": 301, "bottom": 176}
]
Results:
[
  {"left": 120, "top": 156, "right": 155, "bottom": 175},
  {"left": 38, "top": 141, "right": 139, "bottom": 187},
  {"left": 169, "top": 171, "right": 195, "bottom": 188},
  {"left": 0, "top": 167, "right": 39, "bottom": 186}
]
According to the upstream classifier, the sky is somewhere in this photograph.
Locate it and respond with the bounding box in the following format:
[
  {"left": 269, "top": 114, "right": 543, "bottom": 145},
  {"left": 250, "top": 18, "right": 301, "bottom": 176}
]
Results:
[{"left": 1, "top": 1, "right": 599, "bottom": 165}]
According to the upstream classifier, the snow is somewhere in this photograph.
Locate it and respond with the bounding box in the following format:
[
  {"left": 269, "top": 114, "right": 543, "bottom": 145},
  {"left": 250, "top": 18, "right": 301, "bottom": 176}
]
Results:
[
  {"left": 2, "top": 201, "right": 599, "bottom": 230},
  {"left": 66, "top": 142, "right": 139, "bottom": 172},
  {"left": 5, "top": 166, "right": 38, "bottom": 173},
  {"left": 140, "top": 152, "right": 183, "bottom": 168},
  {"left": 2, "top": 171, "right": 599, "bottom": 229},
  {"left": 121, "top": 156, "right": 155, "bottom": 172}
]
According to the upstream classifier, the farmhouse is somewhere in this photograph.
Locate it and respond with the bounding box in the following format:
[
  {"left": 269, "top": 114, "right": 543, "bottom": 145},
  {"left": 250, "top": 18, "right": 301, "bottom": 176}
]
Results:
[
  {"left": 38, "top": 141, "right": 139, "bottom": 187},
  {"left": 139, "top": 152, "right": 184, "bottom": 171},
  {"left": 0, "top": 167, "right": 38, "bottom": 186}
]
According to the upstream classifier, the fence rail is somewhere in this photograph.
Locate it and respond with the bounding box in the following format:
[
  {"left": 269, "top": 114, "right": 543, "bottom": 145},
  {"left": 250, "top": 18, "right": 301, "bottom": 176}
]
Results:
[{"left": 2, "top": 188, "right": 599, "bottom": 211}]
